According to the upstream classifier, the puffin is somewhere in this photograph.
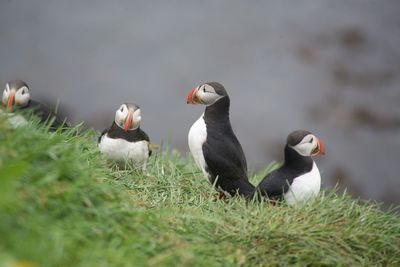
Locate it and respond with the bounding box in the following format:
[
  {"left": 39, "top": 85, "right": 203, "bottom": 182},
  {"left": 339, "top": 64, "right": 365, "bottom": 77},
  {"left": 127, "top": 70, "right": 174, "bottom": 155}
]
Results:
[
  {"left": 98, "top": 103, "right": 151, "bottom": 170},
  {"left": 187, "top": 82, "right": 255, "bottom": 199},
  {"left": 255, "top": 130, "right": 325, "bottom": 205},
  {"left": 1, "top": 80, "right": 68, "bottom": 129}
]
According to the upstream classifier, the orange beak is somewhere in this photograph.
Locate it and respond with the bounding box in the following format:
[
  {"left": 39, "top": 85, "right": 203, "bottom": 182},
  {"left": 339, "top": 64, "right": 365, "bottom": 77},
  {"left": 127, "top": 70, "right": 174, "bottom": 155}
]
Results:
[
  {"left": 6, "top": 90, "right": 15, "bottom": 110},
  {"left": 316, "top": 138, "right": 325, "bottom": 155},
  {"left": 123, "top": 111, "right": 133, "bottom": 132},
  {"left": 186, "top": 88, "right": 197, "bottom": 104}
]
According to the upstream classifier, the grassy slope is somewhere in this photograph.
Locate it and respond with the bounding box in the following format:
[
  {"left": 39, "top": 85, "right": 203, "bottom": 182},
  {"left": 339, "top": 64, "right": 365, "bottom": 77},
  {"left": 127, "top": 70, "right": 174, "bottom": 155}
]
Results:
[{"left": 0, "top": 117, "right": 399, "bottom": 267}]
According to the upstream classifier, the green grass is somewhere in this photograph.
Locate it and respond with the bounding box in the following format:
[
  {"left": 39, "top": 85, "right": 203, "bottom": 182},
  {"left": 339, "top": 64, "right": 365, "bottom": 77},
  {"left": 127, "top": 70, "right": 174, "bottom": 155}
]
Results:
[{"left": 0, "top": 116, "right": 400, "bottom": 267}]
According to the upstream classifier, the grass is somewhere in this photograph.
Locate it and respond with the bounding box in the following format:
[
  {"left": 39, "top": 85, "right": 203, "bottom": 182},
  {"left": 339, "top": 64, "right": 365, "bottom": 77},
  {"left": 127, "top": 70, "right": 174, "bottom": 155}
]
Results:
[{"left": 0, "top": 115, "right": 399, "bottom": 267}]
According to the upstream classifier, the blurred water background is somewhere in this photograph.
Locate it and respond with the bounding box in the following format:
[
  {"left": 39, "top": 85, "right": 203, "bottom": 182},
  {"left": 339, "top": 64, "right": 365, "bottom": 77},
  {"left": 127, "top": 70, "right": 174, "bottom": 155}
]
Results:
[{"left": 1, "top": 1, "right": 399, "bottom": 206}]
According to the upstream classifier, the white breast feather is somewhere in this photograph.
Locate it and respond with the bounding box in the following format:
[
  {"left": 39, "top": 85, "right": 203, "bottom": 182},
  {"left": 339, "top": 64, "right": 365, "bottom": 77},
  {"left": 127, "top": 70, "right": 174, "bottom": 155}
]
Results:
[
  {"left": 8, "top": 114, "right": 28, "bottom": 128},
  {"left": 0, "top": 110, "right": 28, "bottom": 128},
  {"left": 284, "top": 162, "right": 321, "bottom": 205},
  {"left": 99, "top": 134, "right": 149, "bottom": 169},
  {"left": 188, "top": 114, "right": 210, "bottom": 180}
]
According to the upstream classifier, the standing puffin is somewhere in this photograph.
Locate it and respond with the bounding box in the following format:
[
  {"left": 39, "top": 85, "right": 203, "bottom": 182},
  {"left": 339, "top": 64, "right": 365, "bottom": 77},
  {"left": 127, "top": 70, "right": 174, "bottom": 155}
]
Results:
[
  {"left": 187, "top": 82, "right": 255, "bottom": 199},
  {"left": 98, "top": 103, "right": 151, "bottom": 170},
  {"left": 1, "top": 80, "right": 68, "bottom": 129},
  {"left": 255, "top": 130, "right": 325, "bottom": 205}
]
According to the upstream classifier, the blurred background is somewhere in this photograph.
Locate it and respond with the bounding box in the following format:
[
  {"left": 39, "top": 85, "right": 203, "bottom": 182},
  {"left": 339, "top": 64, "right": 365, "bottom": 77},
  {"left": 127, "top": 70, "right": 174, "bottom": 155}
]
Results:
[{"left": 0, "top": 1, "right": 399, "bottom": 206}]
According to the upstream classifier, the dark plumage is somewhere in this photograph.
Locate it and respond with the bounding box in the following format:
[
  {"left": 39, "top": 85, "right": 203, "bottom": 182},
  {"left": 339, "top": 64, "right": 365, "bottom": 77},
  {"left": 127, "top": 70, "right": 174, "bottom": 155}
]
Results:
[
  {"left": 256, "top": 145, "right": 313, "bottom": 201},
  {"left": 18, "top": 100, "right": 68, "bottom": 130},
  {"left": 203, "top": 96, "right": 254, "bottom": 197},
  {"left": 255, "top": 130, "right": 324, "bottom": 205},
  {"left": 188, "top": 82, "right": 255, "bottom": 199}
]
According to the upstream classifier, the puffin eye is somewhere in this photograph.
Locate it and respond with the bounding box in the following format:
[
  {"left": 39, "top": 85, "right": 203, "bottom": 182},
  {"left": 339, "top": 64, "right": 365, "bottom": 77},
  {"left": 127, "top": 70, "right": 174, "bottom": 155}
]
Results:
[
  {"left": 21, "top": 90, "right": 25, "bottom": 95},
  {"left": 309, "top": 137, "right": 314, "bottom": 143},
  {"left": 203, "top": 87, "right": 206, "bottom": 93}
]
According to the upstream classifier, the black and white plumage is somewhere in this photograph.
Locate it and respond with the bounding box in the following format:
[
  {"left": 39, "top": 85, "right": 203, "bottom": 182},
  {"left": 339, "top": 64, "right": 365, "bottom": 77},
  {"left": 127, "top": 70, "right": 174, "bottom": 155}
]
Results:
[
  {"left": 187, "top": 82, "right": 255, "bottom": 199},
  {"left": 1, "top": 80, "right": 68, "bottom": 129},
  {"left": 256, "top": 130, "right": 325, "bottom": 205},
  {"left": 98, "top": 103, "right": 151, "bottom": 170}
]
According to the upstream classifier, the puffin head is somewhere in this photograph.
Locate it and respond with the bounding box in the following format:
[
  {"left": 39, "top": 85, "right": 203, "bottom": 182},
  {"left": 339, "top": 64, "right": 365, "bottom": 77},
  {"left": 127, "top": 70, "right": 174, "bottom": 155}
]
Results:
[
  {"left": 286, "top": 130, "right": 325, "bottom": 157},
  {"left": 114, "top": 103, "right": 142, "bottom": 132},
  {"left": 186, "top": 82, "right": 228, "bottom": 106},
  {"left": 2, "top": 80, "right": 31, "bottom": 111}
]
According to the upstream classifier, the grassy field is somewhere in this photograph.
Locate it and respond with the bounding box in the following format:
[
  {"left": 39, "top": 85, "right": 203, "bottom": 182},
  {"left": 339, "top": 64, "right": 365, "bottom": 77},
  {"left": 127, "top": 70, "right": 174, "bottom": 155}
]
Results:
[{"left": 0, "top": 116, "right": 400, "bottom": 267}]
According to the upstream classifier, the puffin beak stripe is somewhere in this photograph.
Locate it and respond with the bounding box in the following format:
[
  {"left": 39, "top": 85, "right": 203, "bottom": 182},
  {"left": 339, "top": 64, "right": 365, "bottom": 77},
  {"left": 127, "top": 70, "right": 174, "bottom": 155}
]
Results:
[
  {"left": 7, "top": 90, "right": 15, "bottom": 110},
  {"left": 124, "top": 111, "right": 133, "bottom": 132},
  {"left": 187, "top": 88, "right": 198, "bottom": 104},
  {"left": 317, "top": 138, "right": 325, "bottom": 155}
]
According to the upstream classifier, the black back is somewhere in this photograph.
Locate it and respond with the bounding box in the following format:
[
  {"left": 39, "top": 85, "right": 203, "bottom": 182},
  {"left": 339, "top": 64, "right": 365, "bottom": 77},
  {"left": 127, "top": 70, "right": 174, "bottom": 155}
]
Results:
[
  {"left": 202, "top": 96, "right": 254, "bottom": 198},
  {"left": 19, "top": 100, "right": 69, "bottom": 130},
  {"left": 256, "top": 145, "right": 313, "bottom": 200}
]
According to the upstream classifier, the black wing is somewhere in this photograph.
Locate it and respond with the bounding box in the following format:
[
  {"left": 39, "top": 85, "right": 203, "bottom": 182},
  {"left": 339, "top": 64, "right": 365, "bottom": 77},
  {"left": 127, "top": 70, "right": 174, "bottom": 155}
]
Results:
[
  {"left": 203, "top": 128, "right": 248, "bottom": 182},
  {"left": 137, "top": 128, "right": 150, "bottom": 142},
  {"left": 137, "top": 129, "right": 152, "bottom": 157},
  {"left": 98, "top": 127, "right": 110, "bottom": 143},
  {"left": 24, "top": 100, "right": 69, "bottom": 130},
  {"left": 256, "top": 169, "right": 293, "bottom": 200},
  {"left": 203, "top": 132, "right": 255, "bottom": 198}
]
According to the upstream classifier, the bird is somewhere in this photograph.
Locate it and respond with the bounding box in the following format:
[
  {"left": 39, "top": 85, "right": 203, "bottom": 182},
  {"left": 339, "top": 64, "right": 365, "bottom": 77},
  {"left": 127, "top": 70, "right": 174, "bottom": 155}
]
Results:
[
  {"left": 98, "top": 103, "right": 151, "bottom": 170},
  {"left": 255, "top": 130, "right": 325, "bottom": 205},
  {"left": 1, "top": 80, "right": 68, "bottom": 129},
  {"left": 187, "top": 82, "right": 255, "bottom": 199}
]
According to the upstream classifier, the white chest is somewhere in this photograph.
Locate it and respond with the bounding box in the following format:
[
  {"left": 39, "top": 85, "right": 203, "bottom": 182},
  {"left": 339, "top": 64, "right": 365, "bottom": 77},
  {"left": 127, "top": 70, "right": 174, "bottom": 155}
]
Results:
[
  {"left": 188, "top": 115, "right": 210, "bottom": 179},
  {"left": 0, "top": 109, "right": 28, "bottom": 128},
  {"left": 284, "top": 162, "right": 321, "bottom": 205},
  {"left": 98, "top": 134, "right": 149, "bottom": 167}
]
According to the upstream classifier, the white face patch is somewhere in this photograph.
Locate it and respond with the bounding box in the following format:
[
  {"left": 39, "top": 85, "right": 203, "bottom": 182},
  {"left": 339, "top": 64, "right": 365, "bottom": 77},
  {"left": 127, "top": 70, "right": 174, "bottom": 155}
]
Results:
[
  {"left": 2, "top": 83, "right": 10, "bottom": 105},
  {"left": 195, "top": 84, "right": 224, "bottom": 106},
  {"left": 115, "top": 104, "right": 129, "bottom": 128},
  {"left": 131, "top": 108, "right": 142, "bottom": 129},
  {"left": 290, "top": 134, "right": 318, "bottom": 157},
  {"left": 15, "top": 86, "right": 30, "bottom": 107},
  {"left": 114, "top": 104, "right": 141, "bottom": 130}
]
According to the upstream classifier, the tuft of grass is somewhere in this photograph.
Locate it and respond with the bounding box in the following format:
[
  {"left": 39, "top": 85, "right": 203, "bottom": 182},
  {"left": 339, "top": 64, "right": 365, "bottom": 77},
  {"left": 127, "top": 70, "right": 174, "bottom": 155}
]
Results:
[{"left": 0, "top": 116, "right": 399, "bottom": 267}]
